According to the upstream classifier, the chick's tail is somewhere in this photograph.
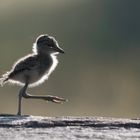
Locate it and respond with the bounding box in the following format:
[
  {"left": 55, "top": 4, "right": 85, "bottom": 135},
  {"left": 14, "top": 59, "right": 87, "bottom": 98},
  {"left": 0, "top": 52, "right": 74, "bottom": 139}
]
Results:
[{"left": 0, "top": 72, "right": 9, "bottom": 86}]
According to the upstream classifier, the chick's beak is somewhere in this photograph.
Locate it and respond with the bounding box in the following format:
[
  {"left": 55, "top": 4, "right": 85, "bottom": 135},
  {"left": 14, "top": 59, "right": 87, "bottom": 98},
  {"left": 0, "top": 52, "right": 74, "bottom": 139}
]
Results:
[{"left": 56, "top": 46, "right": 65, "bottom": 53}]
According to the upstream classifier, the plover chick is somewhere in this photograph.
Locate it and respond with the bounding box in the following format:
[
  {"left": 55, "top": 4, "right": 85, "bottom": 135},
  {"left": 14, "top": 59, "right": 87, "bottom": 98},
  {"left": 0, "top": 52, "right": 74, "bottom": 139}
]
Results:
[{"left": 0, "top": 34, "right": 66, "bottom": 115}]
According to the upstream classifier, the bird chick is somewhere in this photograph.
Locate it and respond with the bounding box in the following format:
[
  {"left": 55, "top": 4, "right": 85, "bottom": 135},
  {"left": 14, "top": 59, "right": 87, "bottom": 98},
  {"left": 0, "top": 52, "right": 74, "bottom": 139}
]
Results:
[{"left": 0, "top": 34, "right": 66, "bottom": 115}]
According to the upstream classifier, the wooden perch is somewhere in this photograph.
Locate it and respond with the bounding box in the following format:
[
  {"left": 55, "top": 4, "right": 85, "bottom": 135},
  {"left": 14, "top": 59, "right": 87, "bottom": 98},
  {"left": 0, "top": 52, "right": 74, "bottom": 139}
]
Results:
[
  {"left": 0, "top": 114, "right": 140, "bottom": 128},
  {"left": 0, "top": 114, "right": 140, "bottom": 139}
]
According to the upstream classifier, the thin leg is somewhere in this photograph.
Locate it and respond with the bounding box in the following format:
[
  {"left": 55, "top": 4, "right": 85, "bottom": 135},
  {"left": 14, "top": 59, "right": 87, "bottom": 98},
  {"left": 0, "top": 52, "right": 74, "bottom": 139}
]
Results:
[
  {"left": 22, "top": 93, "right": 67, "bottom": 103},
  {"left": 17, "top": 83, "right": 28, "bottom": 115},
  {"left": 17, "top": 83, "right": 67, "bottom": 115},
  {"left": 17, "top": 91, "right": 22, "bottom": 115}
]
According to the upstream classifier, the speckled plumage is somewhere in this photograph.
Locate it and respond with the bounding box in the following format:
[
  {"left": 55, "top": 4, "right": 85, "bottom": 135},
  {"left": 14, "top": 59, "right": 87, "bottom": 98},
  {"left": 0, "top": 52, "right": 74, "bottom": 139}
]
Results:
[{"left": 3, "top": 52, "right": 57, "bottom": 87}]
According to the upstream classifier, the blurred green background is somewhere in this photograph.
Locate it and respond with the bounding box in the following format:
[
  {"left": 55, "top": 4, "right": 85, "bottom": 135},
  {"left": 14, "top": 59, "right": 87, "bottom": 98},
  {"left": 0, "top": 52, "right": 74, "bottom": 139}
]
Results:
[{"left": 0, "top": 0, "right": 140, "bottom": 118}]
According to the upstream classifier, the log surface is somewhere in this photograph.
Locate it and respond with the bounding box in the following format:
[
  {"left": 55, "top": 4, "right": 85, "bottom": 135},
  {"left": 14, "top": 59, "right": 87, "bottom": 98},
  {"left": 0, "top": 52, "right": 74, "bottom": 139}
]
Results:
[{"left": 0, "top": 114, "right": 140, "bottom": 140}]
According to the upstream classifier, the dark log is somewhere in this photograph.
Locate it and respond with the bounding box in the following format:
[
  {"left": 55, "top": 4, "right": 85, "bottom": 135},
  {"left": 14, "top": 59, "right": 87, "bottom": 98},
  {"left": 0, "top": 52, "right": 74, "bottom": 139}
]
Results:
[
  {"left": 1, "top": 114, "right": 140, "bottom": 139},
  {"left": 0, "top": 114, "right": 140, "bottom": 128}
]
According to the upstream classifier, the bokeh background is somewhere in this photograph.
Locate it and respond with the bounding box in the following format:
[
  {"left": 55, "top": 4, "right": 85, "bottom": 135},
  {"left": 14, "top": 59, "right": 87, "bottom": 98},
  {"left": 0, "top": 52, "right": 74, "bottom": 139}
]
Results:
[{"left": 0, "top": 0, "right": 140, "bottom": 118}]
